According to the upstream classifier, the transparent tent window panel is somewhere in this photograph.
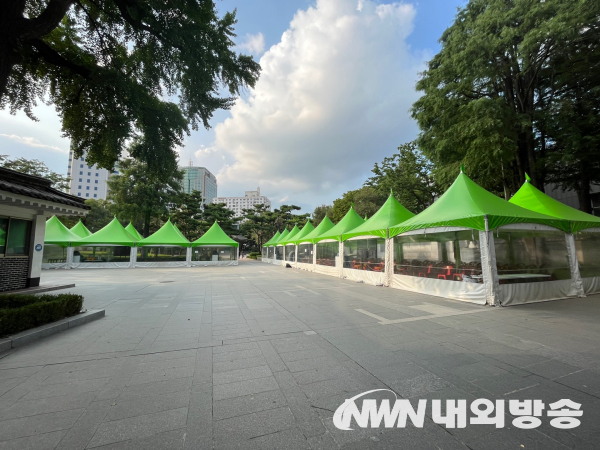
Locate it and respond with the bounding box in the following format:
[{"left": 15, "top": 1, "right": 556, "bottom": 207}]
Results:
[
  {"left": 137, "top": 246, "right": 187, "bottom": 262},
  {"left": 74, "top": 246, "right": 131, "bottom": 263},
  {"left": 43, "top": 245, "right": 67, "bottom": 264},
  {"left": 394, "top": 231, "right": 482, "bottom": 282},
  {"left": 575, "top": 231, "right": 600, "bottom": 278},
  {"left": 494, "top": 229, "right": 570, "bottom": 283},
  {"left": 343, "top": 238, "right": 385, "bottom": 271},
  {"left": 193, "top": 247, "right": 237, "bottom": 261},
  {"left": 275, "top": 246, "right": 283, "bottom": 260},
  {"left": 262, "top": 247, "right": 267, "bottom": 258},
  {"left": 285, "top": 245, "right": 295, "bottom": 262},
  {"left": 316, "top": 242, "right": 337, "bottom": 266},
  {"left": 298, "top": 243, "right": 313, "bottom": 263},
  {"left": 268, "top": 247, "right": 275, "bottom": 259}
]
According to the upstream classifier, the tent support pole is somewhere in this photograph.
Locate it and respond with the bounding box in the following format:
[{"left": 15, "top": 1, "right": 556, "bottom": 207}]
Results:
[
  {"left": 479, "top": 216, "right": 501, "bottom": 306},
  {"left": 385, "top": 230, "right": 393, "bottom": 287},
  {"left": 338, "top": 240, "right": 344, "bottom": 278},
  {"left": 312, "top": 243, "right": 317, "bottom": 271},
  {"left": 66, "top": 247, "right": 74, "bottom": 270},
  {"left": 295, "top": 244, "right": 298, "bottom": 269},
  {"left": 565, "top": 233, "right": 585, "bottom": 297},
  {"left": 186, "top": 247, "right": 192, "bottom": 267},
  {"left": 129, "top": 247, "right": 137, "bottom": 268}
]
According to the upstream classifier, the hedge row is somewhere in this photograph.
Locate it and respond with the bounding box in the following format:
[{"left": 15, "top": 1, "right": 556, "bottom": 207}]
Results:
[{"left": 0, "top": 293, "right": 83, "bottom": 336}]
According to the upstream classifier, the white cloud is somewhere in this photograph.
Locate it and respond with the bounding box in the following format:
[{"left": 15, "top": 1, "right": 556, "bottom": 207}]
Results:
[
  {"left": 0, "top": 133, "right": 67, "bottom": 154},
  {"left": 239, "top": 32, "right": 266, "bottom": 56},
  {"left": 213, "top": 0, "right": 425, "bottom": 212}
]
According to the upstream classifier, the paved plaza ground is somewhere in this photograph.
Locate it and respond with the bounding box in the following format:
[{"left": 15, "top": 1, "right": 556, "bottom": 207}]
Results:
[{"left": 1, "top": 261, "right": 600, "bottom": 449}]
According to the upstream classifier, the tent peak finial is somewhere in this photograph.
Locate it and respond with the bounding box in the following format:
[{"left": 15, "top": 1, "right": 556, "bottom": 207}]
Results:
[
  {"left": 460, "top": 163, "right": 465, "bottom": 174},
  {"left": 390, "top": 188, "right": 393, "bottom": 195},
  {"left": 525, "top": 173, "right": 531, "bottom": 183}
]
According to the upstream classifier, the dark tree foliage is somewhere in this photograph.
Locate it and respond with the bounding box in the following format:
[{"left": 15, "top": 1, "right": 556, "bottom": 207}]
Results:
[
  {"left": 330, "top": 187, "right": 384, "bottom": 223},
  {"left": 1, "top": 0, "right": 260, "bottom": 180},
  {"left": 365, "top": 142, "right": 438, "bottom": 213},
  {"left": 107, "top": 158, "right": 182, "bottom": 236},
  {"left": 201, "top": 202, "right": 236, "bottom": 236},
  {"left": 311, "top": 205, "right": 333, "bottom": 227},
  {"left": 168, "top": 190, "right": 203, "bottom": 241},
  {"left": 412, "top": 0, "right": 600, "bottom": 202}
]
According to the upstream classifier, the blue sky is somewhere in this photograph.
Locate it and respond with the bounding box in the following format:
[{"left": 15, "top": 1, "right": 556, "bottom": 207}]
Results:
[{"left": 0, "top": 0, "right": 466, "bottom": 213}]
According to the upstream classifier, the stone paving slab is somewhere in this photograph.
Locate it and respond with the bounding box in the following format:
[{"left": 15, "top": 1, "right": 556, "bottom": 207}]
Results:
[{"left": 0, "top": 262, "right": 599, "bottom": 448}]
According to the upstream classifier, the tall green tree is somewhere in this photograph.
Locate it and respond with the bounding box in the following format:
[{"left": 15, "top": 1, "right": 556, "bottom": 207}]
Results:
[
  {"left": 271, "top": 205, "right": 309, "bottom": 232},
  {"left": 169, "top": 190, "right": 203, "bottom": 241},
  {"left": 201, "top": 203, "right": 236, "bottom": 236},
  {"left": 108, "top": 159, "right": 182, "bottom": 236},
  {"left": 311, "top": 205, "right": 333, "bottom": 227},
  {"left": 412, "top": 0, "right": 600, "bottom": 199},
  {"left": 331, "top": 187, "right": 384, "bottom": 222},
  {"left": 366, "top": 142, "right": 439, "bottom": 213},
  {"left": 80, "top": 199, "right": 113, "bottom": 232},
  {"left": 1, "top": 1, "right": 260, "bottom": 180},
  {"left": 240, "top": 204, "right": 274, "bottom": 249},
  {"left": 0, "top": 155, "right": 70, "bottom": 191}
]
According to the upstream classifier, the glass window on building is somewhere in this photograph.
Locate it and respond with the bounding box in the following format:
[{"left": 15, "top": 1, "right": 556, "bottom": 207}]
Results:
[
  {"left": 0, "top": 218, "right": 7, "bottom": 254},
  {"left": 95, "top": 180, "right": 98, "bottom": 183},
  {"left": 79, "top": 171, "right": 83, "bottom": 175},
  {"left": 5, "top": 219, "right": 31, "bottom": 256},
  {"left": 86, "top": 193, "right": 89, "bottom": 197},
  {"left": 88, "top": 172, "right": 91, "bottom": 176},
  {"left": 86, "top": 186, "right": 90, "bottom": 190},
  {"left": 78, "top": 185, "right": 82, "bottom": 189},
  {"left": 94, "top": 194, "right": 97, "bottom": 197},
  {"left": 79, "top": 178, "right": 82, "bottom": 182},
  {"left": 96, "top": 173, "right": 99, "bottom": 177},
  {"left": 87, "top": 179, "right": 90, "bottom": 183},
  {"left": 80, "top": 164, "right": 83, "bottom": 168}
]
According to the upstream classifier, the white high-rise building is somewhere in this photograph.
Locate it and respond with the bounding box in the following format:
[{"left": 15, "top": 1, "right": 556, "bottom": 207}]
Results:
[
  {"left": 213, "top": 187, "right": 271, "bottom": 219},
  {"left": 181, "top": 163, "right": 217, "bottom": 205},
  {"left": 67, "top": 150, "right": 113, "bottom": 200}
]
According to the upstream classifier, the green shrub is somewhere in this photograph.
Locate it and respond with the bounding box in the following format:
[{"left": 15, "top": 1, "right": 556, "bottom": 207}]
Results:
[
  {"left": 248, "top": 254, "right": 257, "bottom": 259},
  {"left": 0, "top": 293, "right": 83, "bottom": 336}
]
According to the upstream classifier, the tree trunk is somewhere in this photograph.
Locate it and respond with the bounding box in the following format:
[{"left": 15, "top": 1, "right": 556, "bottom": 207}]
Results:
[
  {"left": 577, "top": 174, "right": 593, "bottom": 214},
  {"left": 143, "top": 211, "right": 151, "bottom": 237}
]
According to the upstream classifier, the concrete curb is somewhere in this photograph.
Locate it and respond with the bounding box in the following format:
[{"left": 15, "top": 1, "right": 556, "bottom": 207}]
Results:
[{"left": 0, "top": 309, "right": 105, "bottom": 352}]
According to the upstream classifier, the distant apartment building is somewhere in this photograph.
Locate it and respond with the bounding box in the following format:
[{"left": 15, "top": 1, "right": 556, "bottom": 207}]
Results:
[
  {"left": 67, "top": 150, "right": 113, "bottom": 200},
  {"left": 182, "top": 164, "right": 217, "bottom": 205},
  {"left": 213, "top": 187, "right": 271, "bottom": 219}
]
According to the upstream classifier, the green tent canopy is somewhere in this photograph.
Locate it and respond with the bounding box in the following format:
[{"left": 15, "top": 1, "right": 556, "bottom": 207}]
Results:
[
  {"left": 74, "top": 217, "right": 139, "bottom": 246},
  {"left": 298, "top": 217, "right": 335, "bottom": 244},
  {"left": 264, "top": 230, "right": 281, "bottom": 247},
  {"left": 273, "top": 228, "right": 290, "bottom": 246},
  {"left": 125, "top": 223, "right": 143, "bottom": 241},
  {"left": 316, "top": 206, "right": 365, "bottom": 242},
  {"left": 290, "top": 221, "right": 315, "bottom": 245},
  {"left": 70, "top": 220, "right": 92, "bottom": 238},
  {"left": 280, "top": 224, "right": 301, "bottom": 245},
  {"left": 192, "top": 221, "right": 238, "bottom": 247},
  {"left": 138, "top": 219, "right": 191, "bottom": 247},
  {"left": 45, "top": 216, "right": 80, "bottom": 247},
  {"left": 510, "top": 177, "right": 600, "bottom": 233},
  {"left": 389, "top": 172, "right": 570, "bottom": 237},
  {"left": 343, "top": 193, "right": 415, "bottom": 240}
]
